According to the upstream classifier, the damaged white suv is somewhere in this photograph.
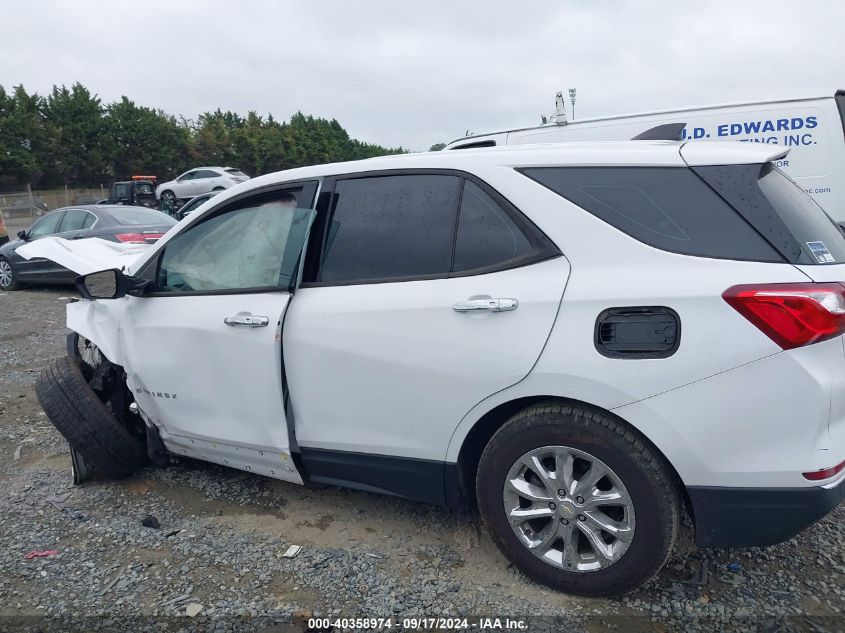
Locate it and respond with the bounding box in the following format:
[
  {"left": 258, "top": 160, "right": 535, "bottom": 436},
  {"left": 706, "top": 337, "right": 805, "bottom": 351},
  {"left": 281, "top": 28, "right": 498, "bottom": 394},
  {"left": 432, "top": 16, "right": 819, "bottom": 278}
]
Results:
[{"left": 25, "top": 141, "right": 845, "bottom": 596}]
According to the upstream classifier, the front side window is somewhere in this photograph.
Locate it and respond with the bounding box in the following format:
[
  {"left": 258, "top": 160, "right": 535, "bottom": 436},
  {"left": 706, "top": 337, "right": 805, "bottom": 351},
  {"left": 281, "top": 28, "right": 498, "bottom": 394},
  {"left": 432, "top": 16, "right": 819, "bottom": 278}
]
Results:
[
  {"left": 179, "top": 171, "right": 197, "bottom": 181},
  {"left": 156, "top": 186, "right": 316, "bottom": 293},
  {"left": 319, "top": 175, "right": 461, "bottom": 282},
  {"left": 29, "top": 212, "right": 65, "bottom": 238}
]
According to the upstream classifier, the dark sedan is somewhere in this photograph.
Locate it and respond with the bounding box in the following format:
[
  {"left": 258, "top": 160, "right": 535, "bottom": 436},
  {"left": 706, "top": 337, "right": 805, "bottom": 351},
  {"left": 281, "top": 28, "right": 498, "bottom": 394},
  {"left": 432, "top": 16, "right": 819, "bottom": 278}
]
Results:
[{"left": 0, "top": 205, "right": 176, "bottom": 290}]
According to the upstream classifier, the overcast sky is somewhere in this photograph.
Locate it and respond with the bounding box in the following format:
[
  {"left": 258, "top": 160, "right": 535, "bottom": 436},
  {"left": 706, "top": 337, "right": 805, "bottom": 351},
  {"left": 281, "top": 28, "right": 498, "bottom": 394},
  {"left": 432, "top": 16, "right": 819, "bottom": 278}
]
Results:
[{"left": 2, "top": 1, "right": 842, "bottom": 151}]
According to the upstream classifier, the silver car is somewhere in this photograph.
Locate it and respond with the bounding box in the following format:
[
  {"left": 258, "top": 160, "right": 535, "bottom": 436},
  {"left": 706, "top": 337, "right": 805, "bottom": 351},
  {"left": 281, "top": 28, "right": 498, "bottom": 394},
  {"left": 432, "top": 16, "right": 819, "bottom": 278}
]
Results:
[{"left": 155, "top": 167, "right": 249, "bottom": 206}]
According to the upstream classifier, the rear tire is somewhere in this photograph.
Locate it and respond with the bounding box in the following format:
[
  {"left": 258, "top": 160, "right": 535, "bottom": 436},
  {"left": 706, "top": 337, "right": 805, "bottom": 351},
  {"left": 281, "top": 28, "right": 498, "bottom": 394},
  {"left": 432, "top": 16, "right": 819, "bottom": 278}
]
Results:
[
  {"left": 36, "top": 356, "right": 148, "bottom": 479},
  {"left": 160, "top": 190, "right": 176, "bottom": 207},
  {"left": 0, "top": 257, "right": 20, "bottom": 291},
  {"left": 476, "top": 401, "right": 680, "bottom": 596}
]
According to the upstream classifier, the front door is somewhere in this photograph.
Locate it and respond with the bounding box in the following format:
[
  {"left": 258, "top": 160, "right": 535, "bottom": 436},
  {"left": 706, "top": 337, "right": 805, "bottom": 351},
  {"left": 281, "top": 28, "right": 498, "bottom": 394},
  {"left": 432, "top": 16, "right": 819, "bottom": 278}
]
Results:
[
  {"left": 119, "top": 182, "right": 318, "bottom": 482},
  {"left": 15, "top": 210, "right": 67, "bottom": 281}
]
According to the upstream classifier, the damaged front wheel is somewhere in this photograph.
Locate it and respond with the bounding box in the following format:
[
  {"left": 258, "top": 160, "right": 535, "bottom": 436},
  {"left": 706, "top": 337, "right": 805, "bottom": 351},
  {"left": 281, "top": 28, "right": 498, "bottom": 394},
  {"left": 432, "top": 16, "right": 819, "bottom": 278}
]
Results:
[{"left": 36, "top": 356, "right": 148, "bottom": 479}]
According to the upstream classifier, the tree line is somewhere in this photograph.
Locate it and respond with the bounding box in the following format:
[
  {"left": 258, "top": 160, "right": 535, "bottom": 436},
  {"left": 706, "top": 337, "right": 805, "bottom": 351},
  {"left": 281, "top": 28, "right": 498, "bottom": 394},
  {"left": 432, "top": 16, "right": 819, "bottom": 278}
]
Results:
[{"left": 0, "top": 83, "right": 407, "bottom": 190}]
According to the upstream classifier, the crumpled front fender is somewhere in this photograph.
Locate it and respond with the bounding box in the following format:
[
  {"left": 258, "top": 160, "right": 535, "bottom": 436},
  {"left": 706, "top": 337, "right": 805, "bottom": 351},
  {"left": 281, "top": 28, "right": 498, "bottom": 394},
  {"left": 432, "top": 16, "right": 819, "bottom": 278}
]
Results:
[{"left": 67, "top": 298, "right": 130, "bottom": 366}]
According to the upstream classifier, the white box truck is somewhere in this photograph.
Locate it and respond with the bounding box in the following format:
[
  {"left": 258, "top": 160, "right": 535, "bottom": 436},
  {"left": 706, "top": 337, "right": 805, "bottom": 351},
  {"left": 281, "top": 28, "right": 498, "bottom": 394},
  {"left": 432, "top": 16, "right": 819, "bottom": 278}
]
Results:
[{"left": 444, "top": 90, "right": 845, "bottom": 220}]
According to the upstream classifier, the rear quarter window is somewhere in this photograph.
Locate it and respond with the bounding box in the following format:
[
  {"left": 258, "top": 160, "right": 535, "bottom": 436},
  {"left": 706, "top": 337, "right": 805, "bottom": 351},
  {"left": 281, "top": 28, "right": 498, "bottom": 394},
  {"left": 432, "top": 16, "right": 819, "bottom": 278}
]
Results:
[
  {"left": 520, "top": 167, "right": 784, "bottom": 262},
  {"left": 694, "top": 163, "right": 845, "bottom": 265}
]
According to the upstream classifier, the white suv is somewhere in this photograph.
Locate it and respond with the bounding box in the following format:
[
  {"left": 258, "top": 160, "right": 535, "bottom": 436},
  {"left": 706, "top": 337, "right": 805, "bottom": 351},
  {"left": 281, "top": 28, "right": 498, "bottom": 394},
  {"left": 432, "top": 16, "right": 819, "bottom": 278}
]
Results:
[
  {"left": 25, "top": 141, "right": 845, "bottom": 596},
  {"left": 155, "top": 166, "right": 250, "bottom": 205}
]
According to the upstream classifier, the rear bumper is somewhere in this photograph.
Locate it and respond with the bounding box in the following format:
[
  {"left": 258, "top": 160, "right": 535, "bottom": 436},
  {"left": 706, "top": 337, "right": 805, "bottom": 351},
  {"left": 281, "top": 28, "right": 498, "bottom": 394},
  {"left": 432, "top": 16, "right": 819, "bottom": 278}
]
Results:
[{"left": 688, "top": 478, "right": 844, "bottom": 548}]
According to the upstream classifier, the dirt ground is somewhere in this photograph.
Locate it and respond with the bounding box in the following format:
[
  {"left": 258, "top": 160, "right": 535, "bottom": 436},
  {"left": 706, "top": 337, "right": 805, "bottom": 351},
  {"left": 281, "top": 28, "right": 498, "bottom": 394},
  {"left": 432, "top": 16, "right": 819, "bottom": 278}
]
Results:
[{"left": 0, "top": 285, "right": 842, "bottom": 633}]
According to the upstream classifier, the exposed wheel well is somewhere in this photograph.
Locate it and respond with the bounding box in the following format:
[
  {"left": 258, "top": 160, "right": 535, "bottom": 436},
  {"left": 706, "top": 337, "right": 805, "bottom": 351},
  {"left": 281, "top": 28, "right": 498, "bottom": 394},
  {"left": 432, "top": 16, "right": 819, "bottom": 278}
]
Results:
[{"left": 454, "top": 395, "right": 692, "bottom": 518}]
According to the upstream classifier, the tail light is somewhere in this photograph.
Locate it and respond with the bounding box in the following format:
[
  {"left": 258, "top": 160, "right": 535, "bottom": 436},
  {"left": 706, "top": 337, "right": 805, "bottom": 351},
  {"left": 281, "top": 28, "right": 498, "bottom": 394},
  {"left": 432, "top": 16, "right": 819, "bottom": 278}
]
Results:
[
  {"left": 115, "top": 233, "right": 163, "bottom": 243},
  {"left": 723, "top": 283, "right": 845, "bottom": 350},
  {"left": 115, "top": 233, "right": 147, "bottom": 243}
]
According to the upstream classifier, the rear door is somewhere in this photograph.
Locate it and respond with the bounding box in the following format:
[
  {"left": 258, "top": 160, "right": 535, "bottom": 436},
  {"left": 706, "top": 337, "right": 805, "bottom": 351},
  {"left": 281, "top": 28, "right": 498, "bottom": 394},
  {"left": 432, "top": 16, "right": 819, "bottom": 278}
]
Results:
[
  {"left": 284, "top": 172, "right": 567, "bottom": 479},
  {"left": 119, "top": 182, "right": 318, "bottom": 481}
]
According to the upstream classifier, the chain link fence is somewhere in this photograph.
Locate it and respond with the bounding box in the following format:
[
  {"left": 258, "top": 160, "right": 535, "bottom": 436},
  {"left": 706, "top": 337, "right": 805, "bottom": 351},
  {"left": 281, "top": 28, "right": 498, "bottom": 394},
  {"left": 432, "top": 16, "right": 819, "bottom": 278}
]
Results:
[{"left": 0, "top": 186, "right": 107, "bottom": 231}]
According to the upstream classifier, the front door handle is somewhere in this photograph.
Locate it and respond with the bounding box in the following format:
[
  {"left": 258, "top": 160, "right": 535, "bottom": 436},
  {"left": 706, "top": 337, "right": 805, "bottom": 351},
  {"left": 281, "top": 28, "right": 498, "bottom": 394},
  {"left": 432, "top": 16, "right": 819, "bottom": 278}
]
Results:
[
  {"left": 453, "top": 298, "right": 518, "bottom": 313},
  {"left": 224, "top": 313, "right": 269, "bottom": 327}
]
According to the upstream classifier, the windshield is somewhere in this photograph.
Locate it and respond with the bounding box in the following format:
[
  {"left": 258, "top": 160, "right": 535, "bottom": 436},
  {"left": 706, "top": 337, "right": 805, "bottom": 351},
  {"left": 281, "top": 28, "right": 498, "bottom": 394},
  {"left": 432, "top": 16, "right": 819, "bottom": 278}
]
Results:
[
  {"left": 107, "top": 207, "right": 177, "bottom": 226},
  {"left": 694, "top": 163, "right": 845, "bottom": 265}
]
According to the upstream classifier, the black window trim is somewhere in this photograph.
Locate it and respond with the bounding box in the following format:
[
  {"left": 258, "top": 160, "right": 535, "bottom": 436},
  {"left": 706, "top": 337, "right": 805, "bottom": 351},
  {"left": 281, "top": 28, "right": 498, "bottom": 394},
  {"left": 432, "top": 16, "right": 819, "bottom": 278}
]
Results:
[
  {"left": 518, "top": 165, "right": 791, "bottom": 265},
  {"left": 135, "top": 178, "right": 321, "bottom": 298},
  {"left": 299, "top": 168, "right": 561, "bottom": 289}
]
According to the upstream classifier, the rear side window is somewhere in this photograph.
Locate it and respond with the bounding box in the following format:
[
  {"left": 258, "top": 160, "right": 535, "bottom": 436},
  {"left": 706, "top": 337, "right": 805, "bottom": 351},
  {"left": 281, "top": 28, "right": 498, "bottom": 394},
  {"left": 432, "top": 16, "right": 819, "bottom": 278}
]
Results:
[
  {"left": 695, "top": 163, "right": 845, "bottom": 265},
  {"left": 453, "top": 181, "right": 534, "bottom": 272},
  {"left": 319, "top": 175, "right": 461, "bottom": 282},
  {"left": 59, "top": 209, "right": 92, "bottom": 232},
  {"left": 521, "top": 167, "right": 784, "bottom": 262}
]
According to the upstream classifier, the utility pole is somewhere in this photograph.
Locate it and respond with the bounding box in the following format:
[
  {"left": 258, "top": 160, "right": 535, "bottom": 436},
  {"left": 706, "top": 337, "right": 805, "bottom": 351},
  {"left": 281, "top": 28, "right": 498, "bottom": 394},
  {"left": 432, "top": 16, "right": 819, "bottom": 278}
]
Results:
[{"left": 569, "top": 88, "right": 577, "bottom": 121}]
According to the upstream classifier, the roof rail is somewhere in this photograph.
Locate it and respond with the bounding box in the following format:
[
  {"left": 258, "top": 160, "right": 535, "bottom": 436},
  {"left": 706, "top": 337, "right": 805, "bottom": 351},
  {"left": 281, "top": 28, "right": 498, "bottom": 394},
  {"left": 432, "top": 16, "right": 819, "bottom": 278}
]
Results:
[{"left": 631, "top": 123, "right": 686, "bottom": 141}]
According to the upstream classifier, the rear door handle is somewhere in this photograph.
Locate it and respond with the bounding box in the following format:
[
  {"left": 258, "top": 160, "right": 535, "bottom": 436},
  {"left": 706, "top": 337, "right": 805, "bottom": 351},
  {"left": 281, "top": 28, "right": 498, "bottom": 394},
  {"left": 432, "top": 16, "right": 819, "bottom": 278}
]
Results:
[
  {"left": 453, "top": 298, "right": 518, "bottom": 313},
  {"left": 224, "top": 313, "right": 269, "bottom": 327}
]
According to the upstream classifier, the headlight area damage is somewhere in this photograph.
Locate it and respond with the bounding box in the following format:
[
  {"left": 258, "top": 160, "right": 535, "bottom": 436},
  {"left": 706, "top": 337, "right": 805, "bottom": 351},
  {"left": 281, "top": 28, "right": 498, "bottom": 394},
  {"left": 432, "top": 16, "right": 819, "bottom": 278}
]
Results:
[{"left": 35, "top": 337, "right": 165, "bottom": 484}]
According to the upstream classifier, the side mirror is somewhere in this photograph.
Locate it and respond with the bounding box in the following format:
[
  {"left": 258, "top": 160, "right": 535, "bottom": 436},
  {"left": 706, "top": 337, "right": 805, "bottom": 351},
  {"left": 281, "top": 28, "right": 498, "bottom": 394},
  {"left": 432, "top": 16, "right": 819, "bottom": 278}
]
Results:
[
  {"left": 17, "top": 230, "right": 28, "bottom": 240},
  {"left": 75, "top": 268, "right": 150, "bottom": 300}
]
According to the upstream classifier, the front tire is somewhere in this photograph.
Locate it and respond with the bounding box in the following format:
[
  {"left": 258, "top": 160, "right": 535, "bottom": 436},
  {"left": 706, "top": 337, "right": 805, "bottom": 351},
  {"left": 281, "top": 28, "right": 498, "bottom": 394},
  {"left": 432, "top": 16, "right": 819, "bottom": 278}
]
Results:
[
  {"left": 36, "top": 356, "right": 148, "bottom": 479},
  {"left": 476, "top": 402, "right": 680, "bottom": 596},
  {"left": 0, "top": 256, "right": 20, "bottom": 290}
]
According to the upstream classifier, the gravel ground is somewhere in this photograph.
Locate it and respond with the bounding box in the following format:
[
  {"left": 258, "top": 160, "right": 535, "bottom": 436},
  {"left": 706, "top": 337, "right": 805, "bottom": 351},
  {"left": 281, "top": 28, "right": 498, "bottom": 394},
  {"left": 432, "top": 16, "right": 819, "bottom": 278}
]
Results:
[{"left": 0, "top": 286, "right": 842, "bottom": 633}]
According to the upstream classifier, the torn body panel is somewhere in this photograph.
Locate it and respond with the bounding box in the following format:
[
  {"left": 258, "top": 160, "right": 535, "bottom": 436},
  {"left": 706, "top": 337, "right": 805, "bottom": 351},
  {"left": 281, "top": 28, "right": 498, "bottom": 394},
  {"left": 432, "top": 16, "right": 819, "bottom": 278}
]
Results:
[{"left": 16, "top": 236, "right": 151, "bottom": 276}]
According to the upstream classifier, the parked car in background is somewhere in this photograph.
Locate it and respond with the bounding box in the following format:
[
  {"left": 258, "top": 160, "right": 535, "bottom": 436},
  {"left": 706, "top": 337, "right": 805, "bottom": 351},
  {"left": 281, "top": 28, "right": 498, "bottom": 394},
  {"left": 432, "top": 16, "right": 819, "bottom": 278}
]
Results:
[
  {"left": 155, "top": 167, "right": 249, "bottom": 206},
  {"left": 175, "top": 191, "right": 219, "bottom": 220},
  {"left": 0, "top": 212, "right": 8, "bottom": 246},
  {"left": 1, "top": 193, "right": 49, "bottom": 219},
  {"left": 22, "top": 141, "right": 845, "bottom": 596},
  {"left": 0, "top": 205, "right": 175, "bottom": 291}
]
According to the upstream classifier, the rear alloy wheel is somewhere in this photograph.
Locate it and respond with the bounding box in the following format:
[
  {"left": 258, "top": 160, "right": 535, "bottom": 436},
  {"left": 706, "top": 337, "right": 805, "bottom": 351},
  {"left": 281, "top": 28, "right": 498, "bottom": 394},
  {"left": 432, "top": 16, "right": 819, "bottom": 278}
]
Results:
[
  {"left": 0, "top": 257, "right": 20, "bottom": 290},
  {"left": 477, "top": 402, "right": 680, "bottom": 596},
  {"left": 503, "top": 445, "right": 635, "bottom": 572}
]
